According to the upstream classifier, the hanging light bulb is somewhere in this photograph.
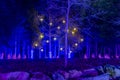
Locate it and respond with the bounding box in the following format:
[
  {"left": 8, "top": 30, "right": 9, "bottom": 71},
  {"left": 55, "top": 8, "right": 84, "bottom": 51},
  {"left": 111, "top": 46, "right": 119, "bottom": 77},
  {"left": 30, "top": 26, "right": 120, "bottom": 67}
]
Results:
[
  {"left": 35, "top": 43, "right": 38, "bottom": 47},
  {"left": 57, "top": 26, "right": 60, "bottom": 30},
  {"left": 39, "top": 34, "right": 44, "bottom": 39},
  {"left": 40, "top": 18, "right": 44, "bottom": 22},
  {"left": 62, "top": 20, "right": 66, "bottom": 24},
  {"left": 80, "top": 38, "right": 84, "bottom": 42},
  {"left": 53, "top": 37, "right": 57, "bottom": 41},
  {"left": 60, "top": 48, "right": 63, "bottom": 51},
  {"left": 38, "top": 15, "right": 44, "bottom": 22},
  {"left": 49, "top": 22, "right": 53, "bottom": 26},
  {"left": 75, "top": 43, "right": 78, "bottom": 47},
  {"left": 46, "top": 40, "right": 49, "bottom": 43},
  {"left": 70, "top": 51, "right": 72, "bottom": 53},
  {"left": 72, "top": 31, "right": 75, "bottom": 35},
  {"left": 41, "top": 49, "right": 44, "bottom": 52},
  {"left": 73, "top": 27, "right": 77, "bottom": 31}
]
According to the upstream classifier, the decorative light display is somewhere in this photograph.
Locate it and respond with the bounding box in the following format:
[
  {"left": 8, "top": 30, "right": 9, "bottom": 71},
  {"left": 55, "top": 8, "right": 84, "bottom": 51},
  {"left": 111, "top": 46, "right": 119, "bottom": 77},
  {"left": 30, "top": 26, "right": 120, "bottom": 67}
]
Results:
[
  {"left": 38, "top": 15, "right": 44, "bottom": 22},
  {"left": 39, "top": 34, "right": 44, "bottom": 39},
  {"left": 40, "top": 18, "right": 44, "bottom": 22},
  {"left": 46, "top": 40, "right": 49, "bottom": 43},
  {"left": 49, "top": 22, "right": 53, "bottom": 26},
  {"left": 70, "top": 51, "right": 72, "bottom": 53},
  {"left": 27, "top": 0, "right": 89, "bottom": 60},
  {"left": 57, "top": 26, "right": 60, "bottom": 30},
  {"left": 35, "top": 43, "right": 38, "bottom": 47},
  {"left": 60, "top": 48, "right": 63, "bottom": 51},
  {"left": 62, "top": 20, "right": 66, "bottom": 24},
  {"left": 72, "top": 31, "right": 75, "bottom": 35},
  {"left": 73, "top": 28, "right": 77, "bottom": 31},
  {"left": 1, "top": 0, "right": 118, "bottom": 61},
  {"left": 53, "top": 37, "right": 57, "bottom": 41},
  {"left": 41, "top": 49, "right": 44, "bottom": 52},
  {"left": 75, "top": 43, "right": 78, "bottom": 47},
  {"left": 80, "top": 38, "right": 84, "bottom": 42},
  {"left": 0, "top": 0, "right": 94, "bottom": 61},
  {"left": 31, "top": 49, "right": 34, "bottom": 59}
]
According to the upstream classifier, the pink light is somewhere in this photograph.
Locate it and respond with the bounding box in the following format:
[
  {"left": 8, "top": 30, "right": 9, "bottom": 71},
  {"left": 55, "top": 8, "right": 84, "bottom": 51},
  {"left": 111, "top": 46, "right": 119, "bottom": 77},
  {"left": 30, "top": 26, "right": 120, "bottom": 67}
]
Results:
[
  {"left": 116, "top": 55, "right": 119, "bottom": 59},
  {"left": 98, "top": 54, "right": 103, "bottom": 59},
  {"left": 104, "top": 54, "right": 110, "bottom": 59},
  {"left": 7, "top": 54, "right": 11, "bottom": 59},
  {"left": 13, "top": 54, "right": 17, "bottom": 59},
  {"left": 18, "top": 54, "right": 21, "bottom": 59},
  {"left": 84, "top": 54, "right": 88, "bottom": 59},
  {"left": 24, "top": 55, "right": 26, "bottom": 59}
]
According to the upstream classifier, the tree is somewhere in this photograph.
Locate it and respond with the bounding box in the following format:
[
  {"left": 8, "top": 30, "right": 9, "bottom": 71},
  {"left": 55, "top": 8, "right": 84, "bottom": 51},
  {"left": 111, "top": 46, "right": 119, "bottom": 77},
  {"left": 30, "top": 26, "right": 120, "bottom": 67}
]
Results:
[{"left": 29, "top": 0, "right": 120, "bottom": 63}]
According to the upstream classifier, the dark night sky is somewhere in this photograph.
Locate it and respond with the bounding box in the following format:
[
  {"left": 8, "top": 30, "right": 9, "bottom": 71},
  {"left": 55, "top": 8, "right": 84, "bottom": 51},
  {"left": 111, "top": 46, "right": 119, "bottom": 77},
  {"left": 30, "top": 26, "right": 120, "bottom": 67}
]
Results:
[
  {"left": 0, "top": 0, "right": 46, "bottom": 39},
  {"left": 0, "top": 0, "right": 40, "bottom": 47},
  {"left": 0, "top": 0, "right": 120, "bottom": 46}
]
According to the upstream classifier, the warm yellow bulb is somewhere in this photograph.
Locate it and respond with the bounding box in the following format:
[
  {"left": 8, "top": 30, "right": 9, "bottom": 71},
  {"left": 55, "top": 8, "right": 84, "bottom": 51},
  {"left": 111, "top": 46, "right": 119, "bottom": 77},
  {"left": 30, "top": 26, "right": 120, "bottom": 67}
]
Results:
[
  {"left": 40, "top": 34, "right": 44, "bottom": 39},
  {"left": 72, "top": 31, "right": 75, "bottom": 35},
  {"left": 35, "top": 43, "right": 38, "bottom": 47},
  {"left": 40, "top": 18, "right": 44, "bottom": 22},
  {"left": 73, "top": 28, "right": 77, "bottom": 31}
]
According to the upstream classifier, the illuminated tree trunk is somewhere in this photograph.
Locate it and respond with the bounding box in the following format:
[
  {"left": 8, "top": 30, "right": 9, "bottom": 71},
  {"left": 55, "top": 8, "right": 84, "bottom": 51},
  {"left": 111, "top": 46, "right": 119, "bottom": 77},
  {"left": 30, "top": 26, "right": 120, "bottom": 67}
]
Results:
[
  {"left": 54, "top": 41, "right": 57, "bottom": 58},
  {"left": 58, "top": 40, "right": 60, "bottom": 58},
  {"left": 86, "top": 43, "right": 90, "bottom": 58},
  {"left": 65, "top": 0, "right": 70, "bottom": 67},
  {"left": 14, "top": 40, "right": 17, "bottom": 59},
  {"left": 115, "top": 44, "right": 118, "bottom": 58},
  {"left": 49, "top": 25, "right": 52, "bottom": 58}
]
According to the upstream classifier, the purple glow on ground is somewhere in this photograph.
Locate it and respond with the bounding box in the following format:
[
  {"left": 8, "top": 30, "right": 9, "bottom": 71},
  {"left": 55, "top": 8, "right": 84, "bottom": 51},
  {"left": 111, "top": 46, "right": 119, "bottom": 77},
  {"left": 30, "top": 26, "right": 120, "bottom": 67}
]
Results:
[
  {"left": 13, "top": 54, "right": 17, "bottom": 59},
  {"left": 24, "top": 55, "right": 27, "bottom": 59},
  {"left": 18, "top": 54, "right": 21, "bottom": 59},
  {"left": 116, "top": 55, "right": 119, "bottom": 59},
  {"left": 98, "top": 54, "right": 103, "bottom": 59},
  {"left": 92, "top": 54, "right": 95, "bottom": 58},
  {"left": 84, "top": 54, "right": 88, "bottom": 59},
  {"left": 7, "top": 54, "right": 11, "bottom": 59},
  {"left": 104, "top": 54, "right": 110, "bottom": 59}
]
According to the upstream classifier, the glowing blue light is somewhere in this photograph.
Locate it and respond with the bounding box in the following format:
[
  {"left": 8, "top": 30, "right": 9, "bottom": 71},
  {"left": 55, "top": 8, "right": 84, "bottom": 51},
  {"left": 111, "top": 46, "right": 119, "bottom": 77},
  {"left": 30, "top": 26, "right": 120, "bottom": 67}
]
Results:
[
  {"left": 41, "top": 49, "right": 44, "bottom": 52},
  {"left": 70, "top": 50, "right": 72, "bottom": 53},
  {"left": 46, "top": 40, "right": 49, "bottom": 43},
  {"left": 68, "top": 53, "right": 71, "bottom": 58},
  {"left": 31, "top": 49, "right": 34, "bottom": 59},
  {"left": 57, "top": 26, "right": 60, "bottom": 30},
  {"left": 75, "top": 43, "right": 78, "bottom": 46},
  {"left": 53, "top": 37, "right": 57, "bottom": 41},
  {"left": 60, "top": 48, "right": 63, "bottom": 51},
  {"left": 62, "top": 20, "right": 66, "bottom": 24},
  {"left": 49, "top": 52, "right": 52, "bottom": 58},
  {"left": 80, "top": 38, "right": 84, "bottom": 42},
  {"left": 68, "top": 51, "right": 72, "bottom": 58},
  {"left": 49, "top": 22, "right": 53, "bottom": 26}
]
